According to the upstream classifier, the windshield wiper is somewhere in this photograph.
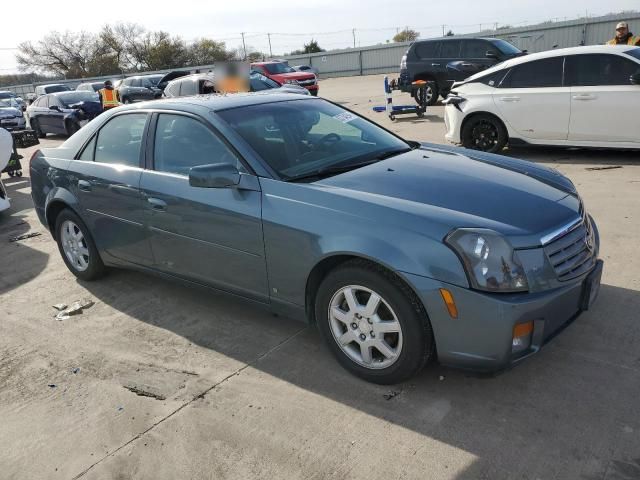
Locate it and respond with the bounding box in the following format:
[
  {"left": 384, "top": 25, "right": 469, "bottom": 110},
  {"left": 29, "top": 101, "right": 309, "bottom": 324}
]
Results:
[{"left": 285, "top": 147, "right": 412, "bottom": 182}]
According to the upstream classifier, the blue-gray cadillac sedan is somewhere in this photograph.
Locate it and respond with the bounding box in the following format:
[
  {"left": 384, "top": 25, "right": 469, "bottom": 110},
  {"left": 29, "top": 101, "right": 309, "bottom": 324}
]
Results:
[{"left": 30, "top": 93, "right": 603, "bottom": 384}]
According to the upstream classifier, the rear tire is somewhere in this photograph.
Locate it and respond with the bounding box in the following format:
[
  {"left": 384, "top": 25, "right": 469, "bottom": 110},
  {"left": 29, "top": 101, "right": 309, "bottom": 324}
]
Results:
[
  {"left": 315, "top": 259, "right": 434, "bottom": 384},
  {"left": 66, "top": 121, "right": 80, "bottom": 136},
  {"left": 30, "top": 119, "right": 46, "bottom": 138},
  {"left": 415, "top": 82, "right": 439, "bottom": 106},
  {"left": 461, "top": 114, "right": 508, "bottom": 153},
  {"left": 54, "top": 209, "right": 105, "bottom": 281}
]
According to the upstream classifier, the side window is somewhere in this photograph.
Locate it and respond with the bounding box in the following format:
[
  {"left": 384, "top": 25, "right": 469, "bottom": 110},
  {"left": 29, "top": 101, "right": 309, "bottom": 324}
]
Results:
[
  {"left": 439, "top": 40, "right": 461, "bottom": 58},
  {"left": 179, "top": 80, "right": 197, "bottom": 96},
  {"left": 94, "top": 113, "right": 147, "bottom": 167},
  {"left": 414, "top": 41, "right": 440, "bottom": 59},
  {"left": 78, "top": 136, "right": 96, "bottom": 161},
  {"left": 49, "top": 97, "right": 62, "bottom": 108},
  {"left": 502, "top": 57, "right": 564, "bottom": 88},
  {"left": 566, "top": 54, "right": 640, "bottom": 86},
  {"left": 462, "top": 40, "right": 492, "bottom": 59},
  {"left": 153, "top": 114, "right": 241, "bottom": 176},
  {"left": 40, "top": 96, "right": 50, "bottom": 108},
  {"left": 475, "top": 69, "right": 509, "bottom": 87}
]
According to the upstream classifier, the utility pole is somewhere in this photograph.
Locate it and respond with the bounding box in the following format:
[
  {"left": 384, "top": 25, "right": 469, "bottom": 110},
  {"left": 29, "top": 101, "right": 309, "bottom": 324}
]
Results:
[
  {"left": 352, "top": 29, "right": 356, "bottom": 48},
  {"left": 442, "top": 24, "right": 446, "bottom": 37},
  {"left": 267, "top": 33, "right": 273, "bottom": 58},
  {"left": 241, "top": 32, "right": 247, "bottom": 61}
]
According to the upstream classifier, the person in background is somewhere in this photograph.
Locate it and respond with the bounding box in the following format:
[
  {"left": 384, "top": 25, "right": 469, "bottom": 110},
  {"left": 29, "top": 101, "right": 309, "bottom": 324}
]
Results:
[
  {"left": 607, "top": 22, "right": 640, "bottom": 46},
  {"left": 97, "top": 80, "right": 120, "bottom": 111}
]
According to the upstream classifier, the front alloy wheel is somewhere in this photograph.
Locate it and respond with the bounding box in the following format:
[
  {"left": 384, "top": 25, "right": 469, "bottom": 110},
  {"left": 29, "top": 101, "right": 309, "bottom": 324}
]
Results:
[{"left": 329, "top": 285, "right": 403, "bottom": 369}]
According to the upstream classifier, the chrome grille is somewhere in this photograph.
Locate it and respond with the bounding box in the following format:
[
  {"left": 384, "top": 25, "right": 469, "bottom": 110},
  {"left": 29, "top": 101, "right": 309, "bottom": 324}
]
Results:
[
  {"left": 298, "top": 79, "right": 316, "bottom": 86},
  {"left": 543, "top": 213, "right": 597, "bottom": 281}
]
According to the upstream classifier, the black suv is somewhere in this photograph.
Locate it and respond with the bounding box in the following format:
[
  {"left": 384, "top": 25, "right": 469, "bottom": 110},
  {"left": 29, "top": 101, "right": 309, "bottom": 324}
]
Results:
[
  {"left": 116, "top": 74, "right": 164, "bottom": 103},
  {"left": 399, "top": 37, "right": 523, "bottom": 105}
]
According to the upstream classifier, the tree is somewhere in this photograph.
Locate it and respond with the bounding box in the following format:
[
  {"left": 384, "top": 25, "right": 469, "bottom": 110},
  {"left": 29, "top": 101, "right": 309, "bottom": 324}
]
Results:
[
  {"left": 290, "top": 39, "right": 325, "bottom": 55},
  {"left": 445, "top": 30, "right": 455, "bottom": 36},
  {"left": 393, "top": 29, "right": 419, "bottom": 43},
  {"left": 188, "top": 39, "right": 232, "bottom": 65}
]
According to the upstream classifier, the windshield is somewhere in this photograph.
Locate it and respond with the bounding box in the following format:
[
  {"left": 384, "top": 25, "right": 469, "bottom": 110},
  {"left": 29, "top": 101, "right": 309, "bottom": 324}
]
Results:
[
  {"left": 0, "top": 99, "right": 12, "bottom": 108},
  {"left": 625, "top": 48, "right": 640, "bottom": 60},
  {"left": 491, "top": 39, "right": 522, "bottom": 56},
  {"left": 57, "top": 92, "right": 99, "bottom": 106},
  {"left": 249, "top": 73, "right": 280, "bottom": 91},
  {"left": 264, "top": 63, "right": 296, "bottom": 75},
  {"left": 218, "top": 99, "right": 409, "bottom": 181},
  {"left": 46, "top": 85, "right": 71, "bottom": 93}
]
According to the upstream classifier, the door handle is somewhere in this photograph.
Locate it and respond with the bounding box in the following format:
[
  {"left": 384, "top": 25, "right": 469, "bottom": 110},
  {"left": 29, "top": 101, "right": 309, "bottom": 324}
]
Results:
[
  {"left": 147, "top": 197, "right": 167, "bottom": 211},
  {"left": 572, "top": 94, "right": 597, "bottom": 101},
  {"left": 499, "top": 96, "right": 521, "bottom": 102},
  {"left": 78, "top": 180, "right": 92, "bottom": 192},
  {"left": 461, "top": 63, "right": 473, "bottom": 67},
  {"left": 431, "top": 63, "right": 441, "bottom": 66}
]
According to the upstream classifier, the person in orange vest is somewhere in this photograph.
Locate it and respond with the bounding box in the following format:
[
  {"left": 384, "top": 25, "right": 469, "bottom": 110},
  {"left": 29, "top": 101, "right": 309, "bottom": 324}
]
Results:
[
  {"left": 607, "top": 22, "right": 640, "bottom": 46},
  {"left": 97, "top": 80, "right": 120, "bottom": 111}
]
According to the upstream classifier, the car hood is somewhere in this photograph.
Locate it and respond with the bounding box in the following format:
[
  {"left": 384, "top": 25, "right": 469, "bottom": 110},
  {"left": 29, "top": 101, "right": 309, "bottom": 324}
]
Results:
[
  {"left": 0, "top": 107, "right": 22, "bottom": 117},
  {"left": 316, "top": 146, "right": 580, "bottom": 248},
  {"left": 272, "top": 71, "right": 315, "bottom": 81}
]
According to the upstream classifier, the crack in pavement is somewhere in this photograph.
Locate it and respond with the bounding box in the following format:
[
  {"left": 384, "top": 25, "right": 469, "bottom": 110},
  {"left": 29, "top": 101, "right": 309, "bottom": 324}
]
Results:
[{"left": 72, "top": 326, "right": 309, "bottom": 479}]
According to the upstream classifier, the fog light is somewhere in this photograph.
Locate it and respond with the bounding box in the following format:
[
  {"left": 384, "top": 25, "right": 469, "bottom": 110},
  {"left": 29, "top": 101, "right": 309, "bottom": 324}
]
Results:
[{"left": 512, "top": 321, "right": 533, "bottom": 353}]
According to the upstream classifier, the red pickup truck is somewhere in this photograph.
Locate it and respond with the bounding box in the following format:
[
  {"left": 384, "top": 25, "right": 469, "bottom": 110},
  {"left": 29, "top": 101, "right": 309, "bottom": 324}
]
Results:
[{"left": 250, "top": 61, "right": 319, "bottom": 96}]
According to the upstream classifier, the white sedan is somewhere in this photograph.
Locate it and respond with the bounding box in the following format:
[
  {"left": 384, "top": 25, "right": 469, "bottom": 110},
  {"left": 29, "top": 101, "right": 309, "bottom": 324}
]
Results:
[{"left": 444, "top": 45, "right": 640, "bottom": 152}]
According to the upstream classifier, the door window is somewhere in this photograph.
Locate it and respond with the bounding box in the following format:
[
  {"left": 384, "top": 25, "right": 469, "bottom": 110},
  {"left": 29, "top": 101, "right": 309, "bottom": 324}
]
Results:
[
  {"left": 78, "top": 136, "right": 96, "bottom": 161},
  {"left": 502, "top": 57, "right": 564, "bottom": 88},
  {"left": 179, "top": 80, "right": 197, "bottom": 96},
  {"left": 462, "top": 40, "right": 493, "bottom": 59},
  {"left": 414, "top": 41, "right": 440, "bottom": 59},
  {"left": 439, "top": 40, "right": 461, "bottom": 58},
  {"left": 94, "top": 113, "right": 147, "bottom": 166},
  {"left": 153, "top": 114, "right": 241, "bottom": 176},
  {"left": 565, "top": 54, "right": 640, "bottom": 86}
]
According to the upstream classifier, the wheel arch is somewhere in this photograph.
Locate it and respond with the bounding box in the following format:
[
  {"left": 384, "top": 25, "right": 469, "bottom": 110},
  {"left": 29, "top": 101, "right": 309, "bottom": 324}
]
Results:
[
  {"left": 460, "top": 111, "right": 509, "bottom": 141},
  {"left": 45, "top": 188, "right": 81, "bottom": 239}
]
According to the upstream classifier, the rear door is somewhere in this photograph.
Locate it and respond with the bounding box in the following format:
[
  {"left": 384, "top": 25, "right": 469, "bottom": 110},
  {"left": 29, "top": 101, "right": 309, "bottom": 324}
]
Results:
[
  {"left": 68, "top": 112, "right": 152, "bottom": 265},
  {"left": 565, "top": 53, "right": 640, "bottom": 144},
  {"left": 139, "top": 112, "right": 268, "bottom": 301},
  {"left": 493, "top": 56, "right": 569, "bottom": 141}
]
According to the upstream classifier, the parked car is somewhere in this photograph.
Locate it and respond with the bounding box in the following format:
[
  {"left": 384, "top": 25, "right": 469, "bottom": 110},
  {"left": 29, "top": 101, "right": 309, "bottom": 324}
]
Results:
[
  {"left": 27, "top": 91, "right": 101, "bottom": 138},
  {"left": 35, "top": 84, "right": 72, "bottom": 97},
  {"left": 293, "top": 64, "right": 319, "bottom": 75},
  {"left": 399, "top": 37, "right": 524, "bottom": 105},
  {"left": 0, "top": 100, "right": 27, "bottom": 131},
  {"left": 76, "top": 81, "right": 108, "bottom": 92},
  {"left": 117, "top": 74, "right": 164, "bottom": 103},
  {"left": 30, "top": 93, "right": 602, "bottom": 384},
  {"left": 444, "top": 45, "right": 640, "bottom": 152},
  {"left": 0, "top": 91, "right": 26, "bottom": 111},
  {"left": 251, "top": 61, "right": 318, "bottom": 95},
  {"left": 0, "top": 129, "right": 12, "bottom": 212},
  {"left": 163, "top": 71, "right": 310, "bottom": 97}
]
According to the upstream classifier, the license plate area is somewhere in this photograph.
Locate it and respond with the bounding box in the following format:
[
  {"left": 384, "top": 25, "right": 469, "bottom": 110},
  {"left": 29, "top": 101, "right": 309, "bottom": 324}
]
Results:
[{"left": 580, "top": 260, "right": 603, "bottom": 311}]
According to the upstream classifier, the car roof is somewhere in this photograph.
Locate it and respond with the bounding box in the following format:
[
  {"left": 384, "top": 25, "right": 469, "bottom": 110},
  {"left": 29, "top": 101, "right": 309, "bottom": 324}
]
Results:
[
  {"left": 40, "top": 83, "right": 66, "bottom": 87},
  {"left": 128, "top": 74, "right": 163, "bottom": 79},
  {"left": 251, "top": 61, "right": 284, "bottom": 65},
  {"left": 118, "top": 92, "right": 317, "bottom": 112},
  {"left": 502, "top": 44, "right": 637, "bottom": 66}
]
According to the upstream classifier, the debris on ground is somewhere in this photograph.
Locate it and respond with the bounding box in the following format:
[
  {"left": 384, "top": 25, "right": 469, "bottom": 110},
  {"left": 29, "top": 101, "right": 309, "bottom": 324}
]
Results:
[
  {"left": 117, "top": 406, "right": 124, "bottom": 412},
  {"left": 72, "top": 368, "right": 80, "bottom": 374},
  {"left": 9, "top": 232, "right": 42, "bottom": 242},
  {"left": 585, "top": 165, "right": 623, "bottom": 171},
  {"left": 383, "top": 390, "right": 401, "bottom": 400},
  {"left": 53, "top": 298, "right": 95, "bottom": 320},
  {"left": 47, "top": 384, "right": 56, "bottom": 388},
  {"left": 123, "top": 384, "right": 166, "bottom": 401}
]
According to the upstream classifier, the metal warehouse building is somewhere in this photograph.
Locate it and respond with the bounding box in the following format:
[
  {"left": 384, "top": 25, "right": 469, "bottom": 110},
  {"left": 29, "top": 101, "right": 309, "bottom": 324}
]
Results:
[{"left": 284, "top": 11, "right": 640, "bottom": 78}]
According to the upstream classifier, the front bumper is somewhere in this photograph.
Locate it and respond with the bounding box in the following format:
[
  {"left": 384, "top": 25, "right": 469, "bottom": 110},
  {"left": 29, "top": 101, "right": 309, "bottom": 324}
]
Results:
[
  {"left": 402, "top": 259, "right": 603, "bottom": 372},
  {"left": 443, "top": 104, "right": 463, "bottom": 145}
]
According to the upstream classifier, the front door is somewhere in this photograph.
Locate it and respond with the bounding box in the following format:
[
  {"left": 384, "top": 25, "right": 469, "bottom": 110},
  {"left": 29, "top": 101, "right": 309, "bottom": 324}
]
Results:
[
  {"left": 566, "top": 53, "right": 640, "bottom": 144},
  {"left": 140, "top": 112, "right": 268, "bottom": 301},
  {"left": 67, "top": 112, "right": 152, "bottom": 265},
  {"left": 493, "top": 56, "right": 570, "bottom": 141}
]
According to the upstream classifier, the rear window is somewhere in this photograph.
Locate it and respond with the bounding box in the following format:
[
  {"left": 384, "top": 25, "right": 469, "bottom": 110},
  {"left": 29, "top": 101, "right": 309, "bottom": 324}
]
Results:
[
  {"left": 45, "top": 85, "right": 70, "bottom": 94},
  {"left": 413, "top": 41, "right": 440, "bottom": 59}
]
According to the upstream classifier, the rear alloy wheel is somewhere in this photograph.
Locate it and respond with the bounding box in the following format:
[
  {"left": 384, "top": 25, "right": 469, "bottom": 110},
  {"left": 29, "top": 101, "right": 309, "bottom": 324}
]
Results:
[
  {"left": 461, "top": 114, "right": 508, "bottom": 153},
  {"left": 55, "top": 209, "right": 105, "bottom": 281},
  {"left": 316, "top": 260, "right": 434, "bottom": 384},
  {"left": 415, "top": 82, "right": 439, "bottom": 106}
]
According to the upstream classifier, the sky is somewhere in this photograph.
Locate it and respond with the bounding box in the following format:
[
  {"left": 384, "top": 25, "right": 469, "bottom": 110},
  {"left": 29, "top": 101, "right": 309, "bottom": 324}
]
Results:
[{"left": 2, "top": 0, "right": 638, "bottom": 74}]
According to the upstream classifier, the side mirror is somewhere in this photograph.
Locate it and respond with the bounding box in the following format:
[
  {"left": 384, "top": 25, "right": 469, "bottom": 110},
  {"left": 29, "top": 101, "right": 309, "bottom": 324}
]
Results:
[
  {"left": 189, "top": 163, "right": 240, "bottom": 188},
  {"left": 49, "top": 105, "right": 61, "bottom": 111},
  {"left": 631, "top": 73, "right": 640, "bottom": 85},
  {"left": 485, "top": 51, "right": 498, "bottom": 59}
]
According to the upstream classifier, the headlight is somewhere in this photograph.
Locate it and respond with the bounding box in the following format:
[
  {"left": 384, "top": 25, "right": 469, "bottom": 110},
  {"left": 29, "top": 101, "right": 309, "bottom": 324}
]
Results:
[
  {"left": 445, "top": 229, "right": 529, "bottom": 292},
  {"left": 285, "top": 79, "right": 299, "bottom": 85}
]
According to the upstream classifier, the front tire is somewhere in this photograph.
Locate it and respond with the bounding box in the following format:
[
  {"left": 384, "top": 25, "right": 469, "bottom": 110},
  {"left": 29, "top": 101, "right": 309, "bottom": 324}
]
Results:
[
  {"left": 30, "top": 118, "right": 46, "bottom": 138},
  {"left": 66, "top": 121, "right": 80, "bottom": 136},
  {"left": 55, "top": 209, "right": 105, "bottom": 281},
  {"left": 461, "top": 114, "right": 508, "bottom": 153},
  {"left": 315, "top": 260, "right": 434, "bottom": 384}
]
